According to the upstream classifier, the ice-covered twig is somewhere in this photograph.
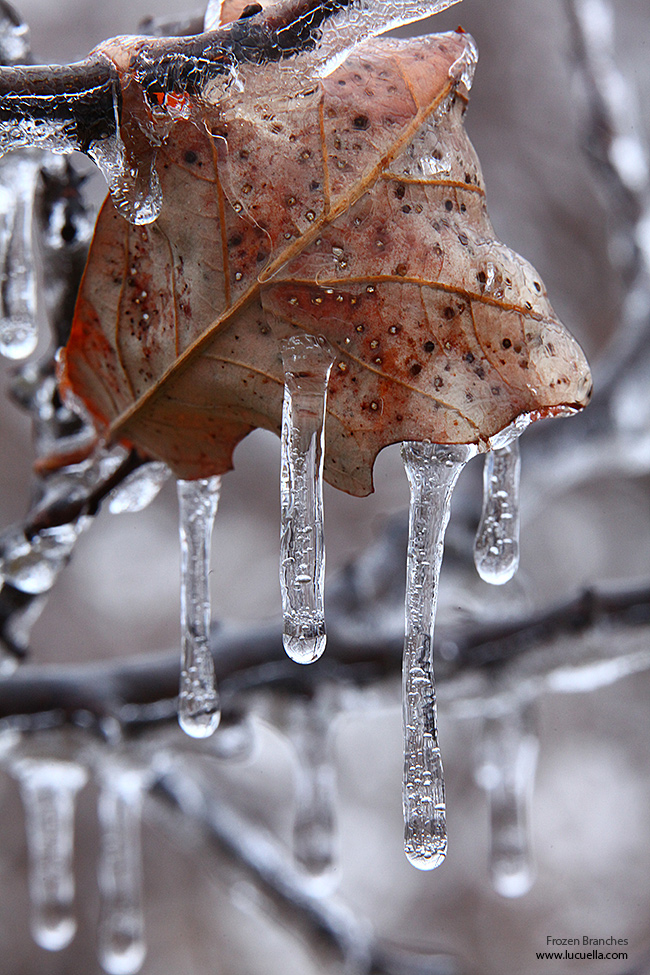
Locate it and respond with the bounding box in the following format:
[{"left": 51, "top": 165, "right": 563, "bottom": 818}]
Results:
[
  {"left": 151, "top": 768, "right": 458, "bottom": 975},
  {"left": 4, "top": 568, "right": 650, "bottom": 731}
]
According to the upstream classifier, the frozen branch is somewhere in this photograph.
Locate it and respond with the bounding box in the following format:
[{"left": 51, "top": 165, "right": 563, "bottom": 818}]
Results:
[{"left": 152, "top": 768, "right": 457, "bottom": 975}]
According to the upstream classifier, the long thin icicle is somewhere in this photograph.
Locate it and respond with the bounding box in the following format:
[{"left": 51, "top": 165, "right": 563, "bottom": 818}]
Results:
[
  {"left": 474, "top": 440, "right": 521, "bottom": 585},
  {"left": 280, "top": 335, "right": 334, "bottom": 665},
  {"left": 475, "top": 703, "right": 539, "bottom": 898},
  {"left": 12, "top": 758, "right": 87, "bottom": 950},
  {"left": 401, "top": 441, "right": 475, "bottom": 869},
  {"left": 177, "top": 476, "right": 221, "bottom": 738},
  {"left": 97, "top": 768, "right": 146, "bottom": 975}
]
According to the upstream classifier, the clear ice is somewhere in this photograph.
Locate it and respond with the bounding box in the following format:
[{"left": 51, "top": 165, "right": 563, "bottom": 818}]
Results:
[
  {"left": 88, "top": 130, "right": 162, "bottom": 227},
  {"left": 309, "top": 0, "right": 461, "bottom": 76},
  {"left": 474, "top": 440, "right": 522, "bottom": 585},
  {"left": 97, "top": 768, "right": 146, "bottom": 975},
  {"left": 289, "top": 692, "right": 338, "bottom": 884},
  {"left": 279, "top": 335, "right": 334, "bottom": 665},
  {"left": 401, "top": 441, "right": 475, "bottom": 869},
  {"left": 0, "top": 155, "right": 41, "bottom": 359},
  {"left": 177, "top": 476, "right": 221, "bottom": 738},
  {"left": 474, "top": 704, "right": 539, "bottom": 897},
  {"left": 203, "top": 0, "right": 221, "bottom": 31},
  {"left": 108, "top": 462, "right": 171, "bottom": 514},
  {"left": 12, "top": 758, "right": 87, "bottom": 951}
]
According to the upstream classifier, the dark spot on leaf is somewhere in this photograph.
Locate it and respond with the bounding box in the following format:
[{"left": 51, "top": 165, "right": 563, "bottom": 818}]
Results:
[
  {"left": 502, "top": 338, "right": 512, "bottom": 349},
  {"left": 445, "top": 200, "right": 453, "bottom": 211},
  {"left": 394, "top": 263, "right": 408, "bottom": 276},
  {"left": 424, "top": 341, "right": 435, "bottom": 353},
  {"left": 464, "top": 352, "right": 475, "bottom": 363},
  {"left": 434, "top": 376, "right": 444, "bottom": 389},
  {"left": 444, "top": 306, "right": 455, "bottom": 320},
  {"left": 477, "top": 270, "right": 487, "bottom": 284},
  {"left": 410, "top": 363, "right": 422, "bottom": 376},
  {"left": 402, "top": 205, "right": 411, "bottom": 214},
  {"left": 394, "top": 183, "right": 406, "bottom": 199},
  {"left": 184, "top": 150, "right": 198, "bottom": 164},
  {"left": 353, "top": 115, "right": 370, "bottom": 129},
  {"left": 474, "top": 367, "right": 485, "bottom": 379}
]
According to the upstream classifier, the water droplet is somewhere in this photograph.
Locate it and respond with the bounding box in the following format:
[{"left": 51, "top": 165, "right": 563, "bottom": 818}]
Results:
[{"left": 280, "top": 335, "right": 334, "bottom": 664}]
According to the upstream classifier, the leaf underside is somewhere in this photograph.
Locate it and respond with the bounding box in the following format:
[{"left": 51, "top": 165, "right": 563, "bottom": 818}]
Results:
[{"left": 62, "top": 29, "right": 592, "bottom": 496}]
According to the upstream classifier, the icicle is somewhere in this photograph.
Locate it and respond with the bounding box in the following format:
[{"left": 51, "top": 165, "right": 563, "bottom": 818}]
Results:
[
  {"left": 0, "top": 156, "right": 40, "bottom": 359},
  {"left": 474, "top": 703, "right": 539, "bottom": 897},
  {"left": 289, "top": 689, "right": 338, "bottom": 886},
  {"left": 88, "top": 124, "right": 162, "bottom": 227},
  {"left": 401, "top": 441, "right": 475, "bottom": 869},
  {"left": 279, "top": 334, "right": 334, "bottom": 665},
  {"left": 474, "top": 439, "right": 521, "bottom": 585},
  {"left": 108, "top": 462, "right": 171, "bottom": 514},
  {"left": 177, "top": 476, "right": 221, "bottom": 738},
  {"left": 97, "top": 768, "right": 146, "bottom": 975},
  {"left": 12, "top": 758, "right": 87, "bottom": 951}
]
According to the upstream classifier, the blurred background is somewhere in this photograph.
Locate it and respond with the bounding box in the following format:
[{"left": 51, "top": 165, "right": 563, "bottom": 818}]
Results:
[{"left": 0, "top": 0, "right": 649, "bottom": 973}]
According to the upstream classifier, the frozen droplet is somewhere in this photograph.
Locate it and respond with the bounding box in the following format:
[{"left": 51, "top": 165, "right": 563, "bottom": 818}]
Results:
[
  {"left": 0, "top": 157, "right": 41, "bottom": 359},
  {"left": 289, "top": 691, "right": 338, "bottom": 886},
  {"left": 97, "top": 768, "right": 146, "bottom": 975},
  {"left": 89, "top": 128, "right": 162, "bottom": 226},
  {"left": 401, "top": 441, "right": 475, "bottom": 869},
  {"left": 177, "top": 476, "right": 221, "bottom": 738},
  {"left": 108, "top": 462, "right": 171, "bottom": 514},
  {"left": 474, "top": 440, "right": 521, "bottom": 585},
  {"left": 279, "top": 335, "right": 334, "bottom": 664},
  {"left": 474, "top": 703, "right": 538, "bottom": 898},
  {"left": 12, "top": 758, "right": 87, "bottom": 951},
  {"left": 0, "top": 521, "right": 85, "bottom": 595}
]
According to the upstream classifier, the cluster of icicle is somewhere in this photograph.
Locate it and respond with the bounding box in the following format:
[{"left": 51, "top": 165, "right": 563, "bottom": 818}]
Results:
[
  {"left": 0, "top": 8, "right": 541, "bottom": 952},
  {"left": 178, "top": 331, "right": 530, "bottom": 879},
  {"left": 1, "top": 734, "right": 147, "bottom": 975}
]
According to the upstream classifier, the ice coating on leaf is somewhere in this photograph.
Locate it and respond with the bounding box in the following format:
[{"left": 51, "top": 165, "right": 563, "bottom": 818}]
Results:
[
  {"left": 280, "top": 334, "right": 333, "bottom": 663},
  {"left": 62, "top": 29, "right": 591, "bottom": 497},
  {"left": 12, "top": 758, "right": 87, "bottom": 951}
]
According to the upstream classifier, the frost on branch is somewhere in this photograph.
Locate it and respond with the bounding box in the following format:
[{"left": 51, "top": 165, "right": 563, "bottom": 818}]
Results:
[{"left": 56, "top": 18, "right": 591, "bottom": 496}]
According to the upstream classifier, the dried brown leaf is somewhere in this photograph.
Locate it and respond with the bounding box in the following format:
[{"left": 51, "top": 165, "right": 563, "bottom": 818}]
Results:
[{"left": 61, "top": 28, "right": 592, "bottom": 495}]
